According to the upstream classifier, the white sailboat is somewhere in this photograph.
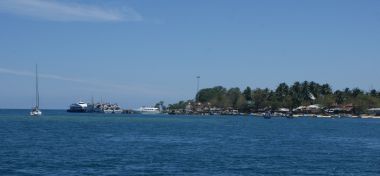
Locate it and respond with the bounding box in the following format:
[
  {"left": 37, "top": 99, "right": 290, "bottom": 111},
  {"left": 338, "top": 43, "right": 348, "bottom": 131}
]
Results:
[{"left": 30, "top": 64, "right": 42, "bottom": 116}]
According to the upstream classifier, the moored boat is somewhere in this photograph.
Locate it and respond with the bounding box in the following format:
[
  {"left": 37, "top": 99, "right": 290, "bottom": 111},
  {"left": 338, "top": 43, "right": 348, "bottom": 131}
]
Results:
[
  {"left": 67, "top": 101, "right": 88, "bottom": 112},
  {"left": 263, "top": 111, "right": 272, "bottom": 119},
  {"left": 135, "top": 107, "right": 160, "bottom": 114}
]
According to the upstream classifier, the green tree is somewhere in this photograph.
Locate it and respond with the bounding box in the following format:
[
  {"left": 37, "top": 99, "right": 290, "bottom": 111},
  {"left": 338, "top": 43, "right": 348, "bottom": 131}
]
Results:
[
  {"left": 321, "top": 83, "right": 332, "bottom": 95},
  {"left": 370, "top": 89, "right": 377, "bottom": 97},
  {"left": 197, "top": 86, "right": 227, "bottom": 104},
  {"left": 243, "top": 86, "right": 252, "bottom": 101},
  {"left": 275, "top": 82, "right": 289, "bottom": 102},
  {"left": 308, "top": 81, "right": 320, "bottom": 98},
  {"left": 252, "top": 88, "right": 270, "bottom": 111},
  {"left": 290, "top": 82, "right": 302, "bottom": 107},
  {"left": 334, "top": 90, "right": 344, "bottom": 104},
  {"left": 154, "top": 101, "right": 165, "bottom": 110},
  {"left": 352, "top": 88, "right": 363, "bottom": 98},
  {"left": 226, "top": 87, "right": 242, "bottom": 108},
  {"left": 168, "top": 100, "right": 192, "bottom": 110},
  {"left": 318, "top": 94, "right": 335, "bottom": 107}
]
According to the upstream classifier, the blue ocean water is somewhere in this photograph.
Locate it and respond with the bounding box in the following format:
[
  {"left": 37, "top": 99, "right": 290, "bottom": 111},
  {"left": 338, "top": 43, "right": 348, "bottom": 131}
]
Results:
[{"left": 0, "top": 110, "right": 379, "bottom": 175}]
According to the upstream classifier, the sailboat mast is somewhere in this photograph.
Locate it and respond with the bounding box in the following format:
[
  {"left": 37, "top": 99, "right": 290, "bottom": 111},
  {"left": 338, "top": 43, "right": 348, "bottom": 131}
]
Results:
[{"left": 36, "top": 64, "right": 39, "bottom": 108}]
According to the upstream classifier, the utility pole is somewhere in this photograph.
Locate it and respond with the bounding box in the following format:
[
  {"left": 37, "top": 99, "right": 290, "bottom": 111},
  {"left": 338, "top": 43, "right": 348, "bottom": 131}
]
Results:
[{"left": 196, "top": 76, "right": 200, "bottom": 102}]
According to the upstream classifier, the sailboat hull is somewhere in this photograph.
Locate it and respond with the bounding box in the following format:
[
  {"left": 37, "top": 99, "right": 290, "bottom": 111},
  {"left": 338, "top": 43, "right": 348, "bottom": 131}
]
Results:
[{"left": 30, "top": 110, "right": 42, "bottom": 116}]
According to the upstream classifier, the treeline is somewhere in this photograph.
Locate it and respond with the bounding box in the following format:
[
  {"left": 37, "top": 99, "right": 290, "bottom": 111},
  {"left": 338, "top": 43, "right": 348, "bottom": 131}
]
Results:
[{"left": 168, "top": 81, "right": 380, "bottom": 114}]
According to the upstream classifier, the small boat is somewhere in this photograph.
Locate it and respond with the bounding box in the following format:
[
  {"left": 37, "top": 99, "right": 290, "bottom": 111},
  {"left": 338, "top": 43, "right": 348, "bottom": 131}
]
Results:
[
  {"left": 263, "top": 111, "right": 272, "bottom": 119},
  {"left": 316, "top": 115, "right": 332, "bottom": 118},
  {"left": 30, "top": 107, "right": 42, "bottom": 116},
  {"left": 286, "top": 112, "right": 294, "bottom": 119},
  {"left": 113, "top": 108, "right": 123, "bottom": 114},
  {"left": 103, "top": 109, "right": 114, "bottom": 114},
  {"left": 100, "top": 103, "right": 123, "bottom": 114},
  {"left": 30, "top": 64, "right": 42, "bottom": 116}
]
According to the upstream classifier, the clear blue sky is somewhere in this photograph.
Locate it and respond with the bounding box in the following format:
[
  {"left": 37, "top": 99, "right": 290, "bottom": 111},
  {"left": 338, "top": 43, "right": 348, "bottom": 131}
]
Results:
[{"left": 0, "top": 0, "right": 379, "bottom": 109}]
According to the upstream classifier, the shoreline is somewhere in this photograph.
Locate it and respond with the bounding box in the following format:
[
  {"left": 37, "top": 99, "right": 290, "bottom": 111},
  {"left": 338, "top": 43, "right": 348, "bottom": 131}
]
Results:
[{"left": 1, "top": 109, "right": 380, "bottom": 119}]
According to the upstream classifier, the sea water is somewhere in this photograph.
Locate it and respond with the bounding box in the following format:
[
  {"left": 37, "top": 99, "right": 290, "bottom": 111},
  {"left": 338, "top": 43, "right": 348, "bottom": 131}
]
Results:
[{"left": 0, "top": 110, "right": 379, "bottom": 175}]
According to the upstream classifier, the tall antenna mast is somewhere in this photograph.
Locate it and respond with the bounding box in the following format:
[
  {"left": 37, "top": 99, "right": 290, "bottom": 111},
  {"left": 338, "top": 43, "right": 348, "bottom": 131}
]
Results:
[{"left": 196, "top": 76, "right": 200, "bottom": 102}]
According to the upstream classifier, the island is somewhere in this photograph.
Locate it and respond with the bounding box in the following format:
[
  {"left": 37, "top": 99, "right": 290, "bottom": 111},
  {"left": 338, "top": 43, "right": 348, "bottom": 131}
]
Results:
[{"left": 166, "top": 81, "right": 380, "bottom": 118}]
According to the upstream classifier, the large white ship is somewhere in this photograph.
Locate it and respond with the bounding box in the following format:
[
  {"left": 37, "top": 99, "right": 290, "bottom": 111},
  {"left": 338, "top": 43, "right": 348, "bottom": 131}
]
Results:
[{"left": 135, "top": 107, "right": 160, "bottom": 114}]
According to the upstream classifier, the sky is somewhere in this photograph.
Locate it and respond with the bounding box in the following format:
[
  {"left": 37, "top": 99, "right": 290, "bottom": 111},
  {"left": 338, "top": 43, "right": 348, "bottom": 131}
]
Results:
[{"left": 0, "top": 0, "right": 379, "bottom": 109}]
